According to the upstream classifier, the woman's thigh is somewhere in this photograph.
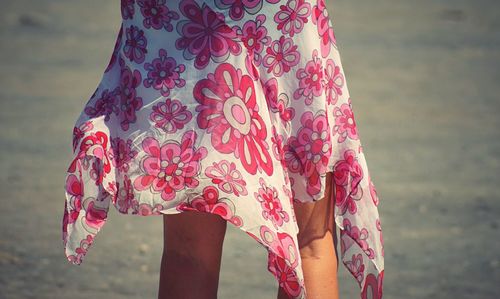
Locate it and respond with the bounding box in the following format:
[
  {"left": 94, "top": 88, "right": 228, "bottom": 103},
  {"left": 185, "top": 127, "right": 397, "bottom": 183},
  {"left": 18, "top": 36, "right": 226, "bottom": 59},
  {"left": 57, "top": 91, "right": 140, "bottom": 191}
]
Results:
[
  {"left": 163, "top": 211, "right": 227, "bottom": 266},
  {"left": 160, "top": 212, "right": 227, "bottom": 299}
]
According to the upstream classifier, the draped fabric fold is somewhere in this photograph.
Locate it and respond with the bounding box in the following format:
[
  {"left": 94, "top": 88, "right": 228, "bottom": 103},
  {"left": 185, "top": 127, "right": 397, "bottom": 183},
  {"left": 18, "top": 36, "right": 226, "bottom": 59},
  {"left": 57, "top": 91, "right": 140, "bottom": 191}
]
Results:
[{"left": 62, "top": 1, "right": 384, "bottom": 298}]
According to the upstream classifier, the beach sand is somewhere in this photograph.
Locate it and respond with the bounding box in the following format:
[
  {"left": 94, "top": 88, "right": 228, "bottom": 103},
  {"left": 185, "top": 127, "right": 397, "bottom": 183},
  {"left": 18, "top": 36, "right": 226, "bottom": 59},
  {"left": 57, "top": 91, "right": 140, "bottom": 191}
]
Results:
[{"left": 0, "top": 0, "right": 499, "bottom": 298}]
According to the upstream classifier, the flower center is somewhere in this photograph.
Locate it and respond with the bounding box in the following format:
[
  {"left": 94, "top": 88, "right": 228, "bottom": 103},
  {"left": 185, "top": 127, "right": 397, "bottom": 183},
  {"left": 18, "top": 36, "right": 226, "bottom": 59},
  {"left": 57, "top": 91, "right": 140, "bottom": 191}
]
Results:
[
  {"left": 249, "top": 37, "right": 256, "bottom": 47},
  {"left": 160, "top": 160, "right": 168, "bottom": 168},
  {"left": 223, "top": 95, "right": 251, "bottom": 135}
]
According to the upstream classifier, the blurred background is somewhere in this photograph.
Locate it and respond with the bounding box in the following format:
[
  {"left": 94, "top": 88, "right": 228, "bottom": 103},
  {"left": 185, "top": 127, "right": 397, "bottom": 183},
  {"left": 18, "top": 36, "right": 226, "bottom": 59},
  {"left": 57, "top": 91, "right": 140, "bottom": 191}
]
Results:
[{"left": 1, "top": 0, "right": 499, "bottom": 298}]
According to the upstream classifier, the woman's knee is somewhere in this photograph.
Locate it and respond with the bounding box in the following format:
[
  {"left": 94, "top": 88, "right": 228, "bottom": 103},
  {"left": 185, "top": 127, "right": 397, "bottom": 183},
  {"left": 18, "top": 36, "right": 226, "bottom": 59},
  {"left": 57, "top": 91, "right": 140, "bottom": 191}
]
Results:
[{"left": 297, "top": 229, "right": 337, "bottom": 260}]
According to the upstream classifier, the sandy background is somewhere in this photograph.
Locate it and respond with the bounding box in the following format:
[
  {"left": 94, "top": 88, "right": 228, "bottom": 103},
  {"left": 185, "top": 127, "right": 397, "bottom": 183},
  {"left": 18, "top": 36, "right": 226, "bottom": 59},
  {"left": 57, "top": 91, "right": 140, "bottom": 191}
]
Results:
[{"left": 1, "top": 0, "right": 499, "bottom": 298}]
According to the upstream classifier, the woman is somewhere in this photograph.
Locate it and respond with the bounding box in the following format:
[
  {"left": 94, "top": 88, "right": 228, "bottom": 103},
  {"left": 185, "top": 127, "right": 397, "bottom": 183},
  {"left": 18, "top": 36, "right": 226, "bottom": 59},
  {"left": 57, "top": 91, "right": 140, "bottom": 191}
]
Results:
[{"left": 62, "top": 0, "right": 385, "bottom": 298}]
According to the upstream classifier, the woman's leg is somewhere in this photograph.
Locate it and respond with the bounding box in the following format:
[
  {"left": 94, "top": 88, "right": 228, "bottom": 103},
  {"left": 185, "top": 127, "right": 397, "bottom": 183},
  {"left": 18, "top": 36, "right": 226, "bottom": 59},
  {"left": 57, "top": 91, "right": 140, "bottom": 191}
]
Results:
[
  {"left": 278, "top": 172, "right": 340, "bottom": 299},
  {"left": 158, "top": 211, "right": 227, "bottom": 299}
]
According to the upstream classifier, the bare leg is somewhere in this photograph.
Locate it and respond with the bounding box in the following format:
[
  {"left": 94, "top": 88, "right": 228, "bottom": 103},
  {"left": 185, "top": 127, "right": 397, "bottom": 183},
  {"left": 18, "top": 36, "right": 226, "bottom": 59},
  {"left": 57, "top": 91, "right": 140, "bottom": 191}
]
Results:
[
  {"left": 278, "top": 172, "right": 340, "bottom": 299},
  {"left": 158, "top": 211, "right": 227, "bottom": 299}
]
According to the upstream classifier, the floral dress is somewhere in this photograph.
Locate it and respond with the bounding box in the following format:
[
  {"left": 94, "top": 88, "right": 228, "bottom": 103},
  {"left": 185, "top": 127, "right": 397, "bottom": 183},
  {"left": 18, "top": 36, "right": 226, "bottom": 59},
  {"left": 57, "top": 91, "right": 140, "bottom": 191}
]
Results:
[{"left": 62, "top": 0, "right": 385, "bottom": 298}]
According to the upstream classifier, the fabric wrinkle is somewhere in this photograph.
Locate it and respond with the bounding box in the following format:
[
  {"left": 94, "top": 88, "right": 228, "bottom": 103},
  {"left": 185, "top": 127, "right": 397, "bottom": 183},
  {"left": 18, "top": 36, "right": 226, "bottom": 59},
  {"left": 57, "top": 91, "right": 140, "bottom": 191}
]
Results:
[{"left": 62, "top": 1, "right": 385, "bottom": 298}]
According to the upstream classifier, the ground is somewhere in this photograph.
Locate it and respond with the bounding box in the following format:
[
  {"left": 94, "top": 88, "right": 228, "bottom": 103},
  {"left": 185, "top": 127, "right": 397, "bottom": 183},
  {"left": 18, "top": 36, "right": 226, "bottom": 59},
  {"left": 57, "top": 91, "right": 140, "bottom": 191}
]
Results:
[{"left": 0, "top": 0, "right": 499, "bottom": 298}]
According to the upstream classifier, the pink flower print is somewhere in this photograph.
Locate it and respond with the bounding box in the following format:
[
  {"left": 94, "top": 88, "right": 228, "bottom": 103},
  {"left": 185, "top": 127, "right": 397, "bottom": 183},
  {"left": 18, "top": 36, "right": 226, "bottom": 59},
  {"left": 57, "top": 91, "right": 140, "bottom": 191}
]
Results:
[
  {"left": 124, "top": 25, "right": 148, "bottom": 64},
  {"left": 376, "top": 218, "right": 384, "bottom": 257},
  {"left": 369, "top": 175, "right": 380, "bottom": 206},
  {"left": 274, "top": 0, "right": 311, "bottom": 37},
  {"left": 262, "top": 76, "right": 279, "bottom": 109},
  {"left": 341, "top": 218, "right": 375, "bottom": 259},
  {"left": 83, "top": 88, "right": 118, "bottom": 122},
  {"left": 362, "top": 270, "right": 384, "bottom": 299},
  {"left": 293, "top": 49, "right": 324, "bottom": 105},
  {"left": 263, "top": 35, "right": 300, "bottom": 77},
  {"left": 270, "top": 125, "right": 286, "bottom": 167},
  {"left": 109, "top": 137, "right": 139, "bottom": 173},
  {"left": 345, "top": 253, "right": 365, "bottom": 284},
  {"left": 175, "top": 1, "right": 241, "bottom": 69},
  {"left": 62, "top": 202, "right": 70, "bottom": 242},
  {"left": 149, "top": 98, "right": 192, "bottom": 134},
  {"left": 254, "top": 177, "right": 289, "bottom": 229},
  {"left": 116, "top": 59, "right": 144, "bottom": 131},
  {"left": 227, "top": 214, "right": 244, "bottom": 227},
  {"left": 261, "top": 77, "right": 295, "bottom": 123},
  {"left": 133, "top": 130, "right": 208, "bottom": 201},
  {"left": 333, "top": 149, "right": 364, "bottom": 215},
  {"left": 112, "top": 175, "right": 139, "bottom": 213},
  {"left": 259, "top": 225, "right": 300, "bottom": 269},
  {"left": 105, "top": 26, "right": 124, "bottom": 73},
  {"left": 143, "top": 49, "right": 186, "bottom": 97},
  {"left": 65, "top": 174, "right": 83, "bottom": 224},
  {"left": 177, "top": 186, "right": 243, "bottom": 226},
  {"left": 89, "top": 159, "right": 106, "bottom": 185},
  {"left": 259, "top": 225, "right": 302, "bottom": 297},
  {"left": 121, "top": 0, "right": 135, "bottom": 20},
  {"left": 282, "top": 184, "right": 295, "bottom": 220},
  {"left": 137, "top": 0, "right": 180, "bottom": 31},
  {"left": 67, "top": 234, "right": 94, "bottom": 265},
  {"left": 284, "top": 111, "right": 331, "bottom": 196},
  {"left": 283, "top": 144, "right": 302, "bottom": 174},
  {"left": 85, "top": 201, "right": 108, "bottom": 230},
  {"left": 276, "top": 93, "right": 295, "bottom": 123},
  {"left": 205, "top": 160, "right": 248, "bottom": 196},
  {"left": 194, "top": 62, "right": 273, "bottom": 176},
  {"left": 312, "top": 0, "right": 336, "bottom": 58},
  {"left": 137, "top": 204, "right": 153, "bottom": 216},
  {"left": 137, "top": 203, "right": 164, "bottom": 216},
  {"left": 332, "top": 102, "right": 359, "bottom": 142},
  {"left": 72, "top": 121, "right": 94, "bottom": 152},
  {"left": 214, "top": 0, "right": 264, "bottom": 21},
  {"left": 268, "top": 253, "right": 302, "bottom": 298},
  {"left": 106, "top": 180, "right": 118, "bottom": 198},
  {"left": 237, "top": 14, "right": 270, "bottom": 64},
  {"left": 69, "top": 131, "right": 112, "bottom": 180},
  {"left": 323, "top": 58, "right": 344, "bottom": 105},
  {"left": 245, "top": 51, "right": 260, "bottom": 81}
]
